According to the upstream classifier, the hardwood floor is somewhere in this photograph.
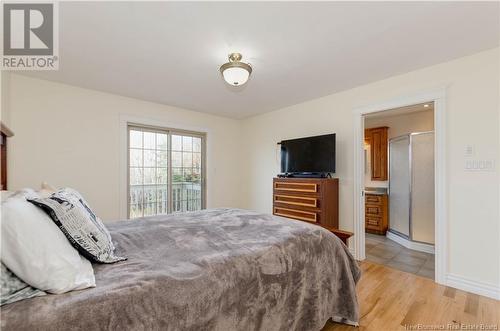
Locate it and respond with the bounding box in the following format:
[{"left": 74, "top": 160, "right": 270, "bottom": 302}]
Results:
[{"left": 322, "top": 261, "right": 500, "bottom": 331}]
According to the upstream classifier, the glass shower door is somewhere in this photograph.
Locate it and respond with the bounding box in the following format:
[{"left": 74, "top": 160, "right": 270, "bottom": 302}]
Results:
[
  {"left": 411, "top": 132, "right": 435, "bottom": 244},
  {"left": 389, "top": 135, "right": 410, "bottom": 237}
]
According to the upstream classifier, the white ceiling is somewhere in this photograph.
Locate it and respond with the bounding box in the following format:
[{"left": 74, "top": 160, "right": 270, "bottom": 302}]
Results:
[{"left": 20, "top": 2, "right": 499, "bottom": 119}]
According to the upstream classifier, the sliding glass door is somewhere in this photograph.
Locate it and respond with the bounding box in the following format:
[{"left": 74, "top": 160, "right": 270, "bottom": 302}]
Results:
[
  {"left": 128, "top": 125, "right": 205, "bottom": 218},
  {"left": 171, "top": 134, "right": 203, "bottom": 212}
]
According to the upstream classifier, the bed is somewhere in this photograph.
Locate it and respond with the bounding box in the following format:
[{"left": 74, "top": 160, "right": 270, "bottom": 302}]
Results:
[{"left": 1, "top": 208, "right": 360, "bottom": 331}]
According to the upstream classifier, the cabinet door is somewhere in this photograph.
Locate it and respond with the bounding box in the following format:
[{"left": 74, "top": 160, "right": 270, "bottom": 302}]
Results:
[{"left": 370, "top": 127, "right": 388, "bottom": 180}]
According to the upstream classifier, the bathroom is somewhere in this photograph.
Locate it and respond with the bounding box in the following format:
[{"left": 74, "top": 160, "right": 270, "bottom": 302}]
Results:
[{"left": 363, "top": 102, "right": 435, "bottom": 279}]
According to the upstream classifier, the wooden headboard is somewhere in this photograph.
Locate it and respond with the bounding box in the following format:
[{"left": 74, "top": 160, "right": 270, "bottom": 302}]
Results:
[{"left": 0, "top": 122, "right": 14, "bottom": 190}]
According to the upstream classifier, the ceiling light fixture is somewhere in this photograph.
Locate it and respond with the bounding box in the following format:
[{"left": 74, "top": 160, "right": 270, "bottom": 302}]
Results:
[
  {"left": 220, "top": 53, "right": 252, "bottom": 86},
  {"left": 424, "top": 104, "right": 430, "bottom": 108}
]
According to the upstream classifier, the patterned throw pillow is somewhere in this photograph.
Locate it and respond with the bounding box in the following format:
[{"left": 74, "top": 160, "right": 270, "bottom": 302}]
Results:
[
  {"left": 28, "top": 188, "right": 126, "bottom": 264},
  {"left": 1, "top": 263, "right": 45, "bottom": 306}
]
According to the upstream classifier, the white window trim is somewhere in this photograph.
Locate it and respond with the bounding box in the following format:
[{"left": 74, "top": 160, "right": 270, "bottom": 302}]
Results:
[{"left": 119, "top": 114, "right": 211, "bottom": 219}]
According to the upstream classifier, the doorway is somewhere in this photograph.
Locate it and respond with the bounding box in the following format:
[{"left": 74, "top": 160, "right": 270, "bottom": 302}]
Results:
[
  {"left": 352, "top": 89, "right": 447, "bottom": 284},
  {"left": 364, "top": 103, "right": 435, "bottom": 279}
]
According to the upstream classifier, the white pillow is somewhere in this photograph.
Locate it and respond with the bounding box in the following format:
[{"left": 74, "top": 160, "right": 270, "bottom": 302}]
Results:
[
  {"left": 1, "top": 190, "right": 15, "bottom": 202},
  {"left": 0, "top": 189, "right": 95, "bottom": 294}
]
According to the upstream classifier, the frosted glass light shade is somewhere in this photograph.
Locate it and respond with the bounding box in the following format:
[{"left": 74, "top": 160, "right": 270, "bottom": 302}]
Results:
[
  {"left": 220, "top": 53, "right": 252, "bottom": 86},
  {"left": 222, "top": 66, "right": 250, "bottom": 86}
]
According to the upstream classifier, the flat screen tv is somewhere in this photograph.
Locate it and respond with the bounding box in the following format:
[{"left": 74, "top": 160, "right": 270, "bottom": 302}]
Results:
[{"left": 280, "top": 134, "right": 336, "bottom": 175}]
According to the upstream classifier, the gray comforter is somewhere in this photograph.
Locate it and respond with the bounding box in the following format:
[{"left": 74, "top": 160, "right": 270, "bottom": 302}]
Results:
[{"left": 1, "top": 208, "right": 360, "bottom": 331}]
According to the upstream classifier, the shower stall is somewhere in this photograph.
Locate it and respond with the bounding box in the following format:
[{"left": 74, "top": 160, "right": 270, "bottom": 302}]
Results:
[{"left": 388, "top": 131, "right": 435, "bottom": 246}]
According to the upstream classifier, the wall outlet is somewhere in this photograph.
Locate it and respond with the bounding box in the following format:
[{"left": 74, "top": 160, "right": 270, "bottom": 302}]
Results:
[{"left": 464, "top": 159, "right": 496, "bottom": 172}]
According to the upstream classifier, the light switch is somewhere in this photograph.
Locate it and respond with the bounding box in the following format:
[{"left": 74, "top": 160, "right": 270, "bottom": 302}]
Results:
[{"left": 464, "top": 145, "right": 474, "bottom": 157}]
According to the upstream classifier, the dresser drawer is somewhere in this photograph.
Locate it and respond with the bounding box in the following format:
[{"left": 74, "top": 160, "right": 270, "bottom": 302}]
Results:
[
  {"left": 366, "top": 216, "right": 381, "bottom": 227},
  {"left": 274, "top": 181, "right": 319, "bottom": 194},
  {"left": 273, "top": 206, "right": 319, "bottom": 223},
  {"left": 273, "top": 194, "right": 319, "bottom": 208},
  {"left": 365, "top": 204, "right": 383, "bottom": 216},
  {"left": 365, "top": 194, "right": 382, "bottom": 204}
]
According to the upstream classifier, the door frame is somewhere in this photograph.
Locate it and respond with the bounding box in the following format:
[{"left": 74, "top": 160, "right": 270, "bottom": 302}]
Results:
[{"left": 352, "top": 88, "right": 447, "bottom": 284}]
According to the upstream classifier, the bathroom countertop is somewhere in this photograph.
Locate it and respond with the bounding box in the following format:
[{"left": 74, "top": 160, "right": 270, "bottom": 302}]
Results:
[
  {"left": 364, "top": 188, "right": 388, "bottom": 195},
  {"left": 365, "top": 192, "right": 387, "bottom": 196}
]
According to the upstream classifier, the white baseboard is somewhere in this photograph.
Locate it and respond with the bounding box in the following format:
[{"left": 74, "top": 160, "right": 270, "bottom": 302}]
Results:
[
  {"left": 445, "top": 274, "right": 500, "bottom": 300},
  {"left": 386, "top": 231, "right": 435, "bottom": 254}
]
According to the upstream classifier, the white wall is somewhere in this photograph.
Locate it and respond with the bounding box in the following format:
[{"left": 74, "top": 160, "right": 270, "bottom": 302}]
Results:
[
  {"left": 5, "top": 75, "right": 244, "bottom": 220},
  {"left": 242, "top": 48, "right": 499, "bottom": 288},
  {"left": 0, "top": 72, "right": 12, "bottom": 128},
  {"left": 364, "top": 109, "right": 434, "bottom": 188}
]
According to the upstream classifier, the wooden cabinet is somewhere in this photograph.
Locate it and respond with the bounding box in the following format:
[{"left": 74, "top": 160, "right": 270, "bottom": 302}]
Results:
[
  {"left": 365, "top": 193, "right": 388, "bottom": 235},
  {"left": 273, "top": 177, "right": 352, "bottom": 245},
  {"left": 365, "top": 127, "right": 388, "bottom": 181}
]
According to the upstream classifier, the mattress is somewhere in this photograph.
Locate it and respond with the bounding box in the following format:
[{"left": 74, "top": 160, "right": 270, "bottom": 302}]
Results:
[{"left": 1, "top": 208, "right": 360, "bottom": 331}]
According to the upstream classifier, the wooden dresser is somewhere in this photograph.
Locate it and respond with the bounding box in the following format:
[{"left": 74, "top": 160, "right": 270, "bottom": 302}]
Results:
[
  {"left": 365, "top": 193, "right": 388, "bottom": 235},
  {"left": 273, "top": 177, "right": 339, "bottom": 228}
]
